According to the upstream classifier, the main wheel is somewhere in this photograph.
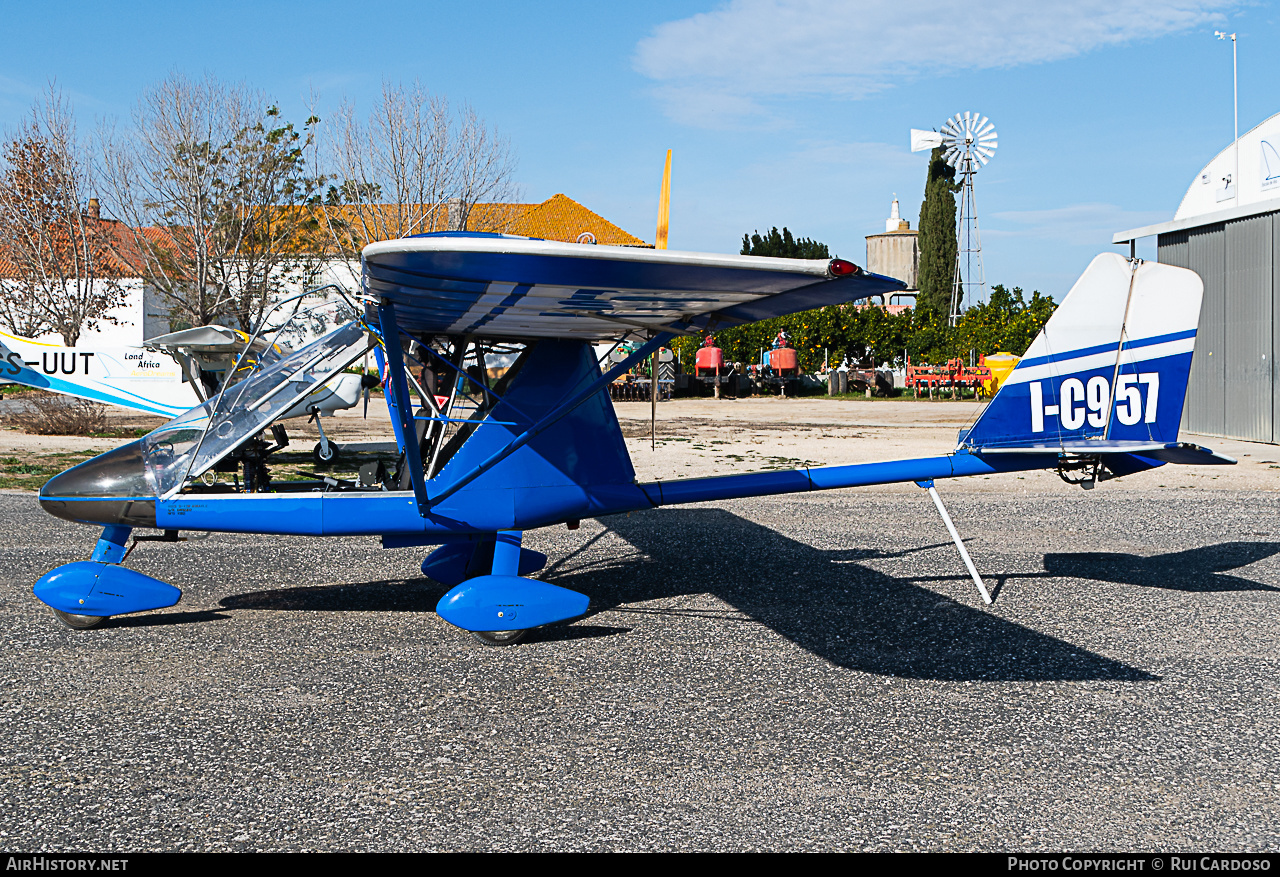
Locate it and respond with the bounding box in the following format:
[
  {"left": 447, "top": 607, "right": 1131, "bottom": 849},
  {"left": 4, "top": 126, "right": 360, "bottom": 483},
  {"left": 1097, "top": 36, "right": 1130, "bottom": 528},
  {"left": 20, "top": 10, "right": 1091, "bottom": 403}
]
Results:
[
  {"left": 312, "top": 441, "right": 340, "bottom": 465},
  {"left": 52, "top": 609, "right": 105, "bottom": 630},
  {"left": 471, "top": 629, "right": 528, "bottom": 647}
]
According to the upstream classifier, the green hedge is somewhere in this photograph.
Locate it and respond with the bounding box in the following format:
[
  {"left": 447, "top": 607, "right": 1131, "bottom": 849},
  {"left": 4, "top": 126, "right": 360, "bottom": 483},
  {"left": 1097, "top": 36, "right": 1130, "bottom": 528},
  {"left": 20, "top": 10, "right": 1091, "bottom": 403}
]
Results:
[{"left": 672, "top": 284, "right": 1056, "bottom": 371}]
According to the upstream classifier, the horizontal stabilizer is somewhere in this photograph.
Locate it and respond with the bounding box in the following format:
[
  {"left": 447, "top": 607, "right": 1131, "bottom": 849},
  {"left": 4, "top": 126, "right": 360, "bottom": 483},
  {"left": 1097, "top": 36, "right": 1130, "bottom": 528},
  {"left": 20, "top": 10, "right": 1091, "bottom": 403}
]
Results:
[{"left": 976, "top": 440, "right": 1235, "bottom": 464}]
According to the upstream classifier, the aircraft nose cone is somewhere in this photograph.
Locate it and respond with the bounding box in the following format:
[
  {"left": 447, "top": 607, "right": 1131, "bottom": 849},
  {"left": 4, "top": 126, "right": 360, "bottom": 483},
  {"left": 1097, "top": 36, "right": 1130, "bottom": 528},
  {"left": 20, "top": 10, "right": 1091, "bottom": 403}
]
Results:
[{"left": 39, "top": 439, "right": 157, "bottom": 527}]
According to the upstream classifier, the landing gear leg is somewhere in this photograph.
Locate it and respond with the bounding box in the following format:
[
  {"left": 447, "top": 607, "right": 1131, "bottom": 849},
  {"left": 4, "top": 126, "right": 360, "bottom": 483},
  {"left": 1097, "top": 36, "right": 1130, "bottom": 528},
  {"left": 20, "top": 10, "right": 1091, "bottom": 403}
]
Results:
[
  {"left": 35, "top": 525, "right": 182, "bottom": 628},
  {"left": 470, "top": 530, "right": 529, "bottom": 646},
  {"left": 436, "top": 529, "right": 587, "bottom": 645},
  {"left": 310, "top": 407, "right": 340, "bottom": 464}
]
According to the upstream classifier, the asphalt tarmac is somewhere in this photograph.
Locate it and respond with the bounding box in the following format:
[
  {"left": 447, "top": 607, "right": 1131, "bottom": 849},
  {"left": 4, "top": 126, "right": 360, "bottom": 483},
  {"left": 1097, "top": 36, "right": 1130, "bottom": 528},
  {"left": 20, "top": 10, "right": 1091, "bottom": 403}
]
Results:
[{"left": 2, "top": 483, "right": 1277, "bottom": 852}]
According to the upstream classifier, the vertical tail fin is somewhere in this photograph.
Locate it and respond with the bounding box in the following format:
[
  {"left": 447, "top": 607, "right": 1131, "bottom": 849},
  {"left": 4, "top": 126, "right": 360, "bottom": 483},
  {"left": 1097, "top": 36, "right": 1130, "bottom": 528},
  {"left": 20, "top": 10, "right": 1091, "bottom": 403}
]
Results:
[{"left": 962, "top": 253, "right": 1202, "bottom": 451}]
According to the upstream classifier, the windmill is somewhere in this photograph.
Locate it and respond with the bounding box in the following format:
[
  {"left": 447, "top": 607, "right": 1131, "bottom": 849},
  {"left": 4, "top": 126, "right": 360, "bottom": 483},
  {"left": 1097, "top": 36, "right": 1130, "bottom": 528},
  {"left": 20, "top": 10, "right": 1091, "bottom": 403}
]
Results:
[{"left": 911, "top": 113, "right": 998, "bottom": 324}]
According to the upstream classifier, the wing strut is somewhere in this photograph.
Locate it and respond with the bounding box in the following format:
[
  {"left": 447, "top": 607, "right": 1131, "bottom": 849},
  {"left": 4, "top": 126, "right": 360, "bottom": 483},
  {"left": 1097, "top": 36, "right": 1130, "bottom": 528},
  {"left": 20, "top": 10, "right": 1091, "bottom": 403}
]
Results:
[
  {"left": 427, "top": 332, "right": 673, "bottom": 508},
  {"left": 917, "top": 479, "right": 993, "bottom": 605},
  {"left": 378, "top": 299, "right": 432, "bottom": 516}
]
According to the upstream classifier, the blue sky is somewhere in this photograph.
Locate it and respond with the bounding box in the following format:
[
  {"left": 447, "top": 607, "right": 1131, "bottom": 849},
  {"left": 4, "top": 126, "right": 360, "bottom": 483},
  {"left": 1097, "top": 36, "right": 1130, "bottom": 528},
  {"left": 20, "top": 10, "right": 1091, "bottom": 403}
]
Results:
[{"left": 1, "top": 0, "right": 1275, "bottom": 300}]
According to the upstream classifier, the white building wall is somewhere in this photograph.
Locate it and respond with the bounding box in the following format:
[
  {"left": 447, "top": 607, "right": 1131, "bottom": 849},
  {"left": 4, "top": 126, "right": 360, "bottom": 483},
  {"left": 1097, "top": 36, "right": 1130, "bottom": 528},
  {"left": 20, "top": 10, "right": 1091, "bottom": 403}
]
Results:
[
  {"left": 7, "top": 257, "right": 364, "bottom": 349},
  {"left": 6, "top": 277, "right": 148, "bottom": 347}
]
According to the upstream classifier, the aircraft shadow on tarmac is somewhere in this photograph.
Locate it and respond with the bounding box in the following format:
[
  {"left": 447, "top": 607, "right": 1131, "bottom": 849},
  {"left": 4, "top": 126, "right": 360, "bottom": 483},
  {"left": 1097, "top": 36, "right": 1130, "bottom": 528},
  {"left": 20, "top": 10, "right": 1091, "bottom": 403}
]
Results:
[
  {"left": 217, "top": 579, "right": 631, "bottom": 642},
  {"left": 539, "top": 508, "right": 1158, "bottom": 682},
  {"left": 1042, "top": 542, "right": 1280, "bottom": 593},
  {"left": 211, "top": 511, "right": 1279, "bottom": 681}
]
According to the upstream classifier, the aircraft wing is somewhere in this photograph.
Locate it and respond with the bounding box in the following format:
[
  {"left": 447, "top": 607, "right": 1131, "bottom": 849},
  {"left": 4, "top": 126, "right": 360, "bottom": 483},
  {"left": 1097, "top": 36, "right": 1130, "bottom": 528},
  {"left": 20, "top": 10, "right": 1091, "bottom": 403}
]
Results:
[
  {"left": 362, "top": 233, "right": 905, "bottom": 340},
  {"left": 144, "top": 325, "right": 249, "bottom": 353}
]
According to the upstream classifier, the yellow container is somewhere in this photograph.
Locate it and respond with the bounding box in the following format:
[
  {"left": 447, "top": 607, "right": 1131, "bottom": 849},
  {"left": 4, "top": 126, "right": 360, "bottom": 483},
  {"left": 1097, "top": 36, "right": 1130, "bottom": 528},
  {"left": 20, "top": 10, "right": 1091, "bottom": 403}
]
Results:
[{"left": 984, "top": 352, "right": 1020, "bottom": 396}]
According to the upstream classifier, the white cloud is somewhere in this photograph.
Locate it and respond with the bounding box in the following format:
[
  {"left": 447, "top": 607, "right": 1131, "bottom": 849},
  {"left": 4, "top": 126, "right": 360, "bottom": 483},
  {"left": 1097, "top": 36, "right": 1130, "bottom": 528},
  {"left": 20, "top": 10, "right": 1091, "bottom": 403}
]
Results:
[
  {"left": 989, "top": 203, "right": 1167, "bottom": 246},
  {"left": 636, "top": 0, "right": 1239, "bottom": 123}
]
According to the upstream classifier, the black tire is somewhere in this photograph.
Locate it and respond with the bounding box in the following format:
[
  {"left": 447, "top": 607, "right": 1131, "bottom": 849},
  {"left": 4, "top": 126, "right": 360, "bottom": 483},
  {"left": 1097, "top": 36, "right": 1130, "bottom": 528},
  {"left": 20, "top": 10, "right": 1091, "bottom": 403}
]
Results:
[
  {"left": 312, "top": 442, "right": 340, "bottom": 465},
  {"left": 52, "top": 609, "right": 105, "bottom": 630},
  {"left": 471, "top": 629, "right": 528, "bottom": 647}
]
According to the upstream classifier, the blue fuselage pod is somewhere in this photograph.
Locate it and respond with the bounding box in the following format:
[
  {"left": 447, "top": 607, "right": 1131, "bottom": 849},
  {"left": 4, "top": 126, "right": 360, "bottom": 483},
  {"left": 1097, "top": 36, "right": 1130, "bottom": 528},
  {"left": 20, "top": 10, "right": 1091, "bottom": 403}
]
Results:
[{"left": 39, "top": 440, "right": 157, "bottom": 528}]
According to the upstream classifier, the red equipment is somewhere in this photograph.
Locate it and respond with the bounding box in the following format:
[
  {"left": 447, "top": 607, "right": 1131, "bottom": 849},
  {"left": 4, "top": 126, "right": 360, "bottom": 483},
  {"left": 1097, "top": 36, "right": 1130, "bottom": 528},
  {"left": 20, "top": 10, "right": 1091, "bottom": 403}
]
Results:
[
  {"left": 768, "top": 347, "right": 798, "bottom": 375},
  {"left": 904, "top": 355, "right": 992, "bottom": 399},
  {"left": 695, "top": 346, "right": 724, "bottom": 374}
]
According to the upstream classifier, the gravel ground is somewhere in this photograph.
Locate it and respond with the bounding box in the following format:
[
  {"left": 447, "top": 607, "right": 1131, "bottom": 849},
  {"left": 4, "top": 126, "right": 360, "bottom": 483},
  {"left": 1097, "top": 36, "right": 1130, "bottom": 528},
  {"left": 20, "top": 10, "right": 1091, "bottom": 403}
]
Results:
[{"left": 1, "top": 482, "right": 1277, "bottom": 852}]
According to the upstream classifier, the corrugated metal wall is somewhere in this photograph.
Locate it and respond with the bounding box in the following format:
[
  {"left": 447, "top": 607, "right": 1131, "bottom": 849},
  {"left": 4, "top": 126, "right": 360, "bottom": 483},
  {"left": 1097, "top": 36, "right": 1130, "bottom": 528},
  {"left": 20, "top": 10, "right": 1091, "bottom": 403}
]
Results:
[{"left": 1159, "top": 211, "right": 1279, "bottom": 442}]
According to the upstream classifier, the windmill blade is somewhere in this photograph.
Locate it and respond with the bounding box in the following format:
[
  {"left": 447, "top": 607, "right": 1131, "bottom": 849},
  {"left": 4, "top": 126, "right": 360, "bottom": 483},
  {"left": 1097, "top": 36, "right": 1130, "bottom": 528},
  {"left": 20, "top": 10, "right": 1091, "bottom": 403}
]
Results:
[
  {"left": 933, "top": 111, "right": 997, "bottom": 169},
  {"left": 911, "top": 129, "right": 944, "bottom": 152}
]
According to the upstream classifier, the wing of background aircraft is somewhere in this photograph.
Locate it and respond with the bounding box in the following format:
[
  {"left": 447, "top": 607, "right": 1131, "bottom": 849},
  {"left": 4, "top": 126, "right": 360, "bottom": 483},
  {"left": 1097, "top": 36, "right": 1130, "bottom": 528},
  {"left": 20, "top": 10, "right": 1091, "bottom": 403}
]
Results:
[
  {"left": 31, "top": 235, "right": 1232, "bottom": 643},
  {"left": 145, "top": 324, "right": 366, "bottom": 428}
]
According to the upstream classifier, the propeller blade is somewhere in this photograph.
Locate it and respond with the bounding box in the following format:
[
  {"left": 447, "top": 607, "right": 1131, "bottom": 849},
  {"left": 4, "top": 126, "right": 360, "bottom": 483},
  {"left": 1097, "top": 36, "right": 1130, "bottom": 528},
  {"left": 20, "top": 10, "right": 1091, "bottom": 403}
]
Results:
[{"left": 363, "top": 387, "right": 370, "bottom": 419}]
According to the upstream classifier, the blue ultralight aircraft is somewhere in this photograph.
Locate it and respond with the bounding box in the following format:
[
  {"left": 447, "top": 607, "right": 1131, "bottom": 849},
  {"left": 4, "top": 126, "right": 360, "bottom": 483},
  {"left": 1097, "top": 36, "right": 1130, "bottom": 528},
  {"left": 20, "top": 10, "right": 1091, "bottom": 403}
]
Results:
[{"left": 32, "top": 236, "right": 1234, "bottom": 642}]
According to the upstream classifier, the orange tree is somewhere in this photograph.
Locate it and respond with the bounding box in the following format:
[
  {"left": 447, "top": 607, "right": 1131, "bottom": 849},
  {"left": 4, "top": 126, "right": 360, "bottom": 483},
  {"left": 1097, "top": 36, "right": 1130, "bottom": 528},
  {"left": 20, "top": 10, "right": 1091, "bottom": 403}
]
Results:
[
  {"left": 671, "top": 284, "right": 1054, "bottom": 373},
  {"left": 669, "top": 229, "right": 1056, "bottom": 373}
]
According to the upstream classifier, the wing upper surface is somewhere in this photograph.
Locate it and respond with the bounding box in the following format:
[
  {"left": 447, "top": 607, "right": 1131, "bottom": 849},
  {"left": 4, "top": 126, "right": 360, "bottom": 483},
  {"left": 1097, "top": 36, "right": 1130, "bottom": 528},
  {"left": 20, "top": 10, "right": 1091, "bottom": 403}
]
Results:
[{"left": 361, "top": 233, "right": 905, "bottom": 340}]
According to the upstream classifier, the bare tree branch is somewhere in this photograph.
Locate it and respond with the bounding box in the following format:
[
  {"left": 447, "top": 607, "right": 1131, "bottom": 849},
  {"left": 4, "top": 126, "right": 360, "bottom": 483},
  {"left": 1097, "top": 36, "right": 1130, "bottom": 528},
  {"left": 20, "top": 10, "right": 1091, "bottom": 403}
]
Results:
[
  {"left": 98, "top": 73, "right": 325, "bottom": 333},
  {"left": 0, "top": 85, "right": 127, "bottom": 346},
  {"left": 321, "top": 81, "right": 518, "bottom": 259}
]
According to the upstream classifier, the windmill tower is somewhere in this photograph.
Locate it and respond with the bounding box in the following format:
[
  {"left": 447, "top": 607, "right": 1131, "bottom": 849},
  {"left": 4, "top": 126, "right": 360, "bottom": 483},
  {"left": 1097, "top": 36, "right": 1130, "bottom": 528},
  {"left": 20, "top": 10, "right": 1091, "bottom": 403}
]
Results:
[{"left": 911, "top": 113, "right": 998, "bottom": 323}]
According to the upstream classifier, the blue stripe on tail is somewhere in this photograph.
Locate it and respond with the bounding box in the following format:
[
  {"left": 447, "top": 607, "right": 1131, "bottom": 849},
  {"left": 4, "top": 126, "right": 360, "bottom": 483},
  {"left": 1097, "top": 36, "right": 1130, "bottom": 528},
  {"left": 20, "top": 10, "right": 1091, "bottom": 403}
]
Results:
[{"left": 964, "top": 348, "right": 1193, "bottom": 450}]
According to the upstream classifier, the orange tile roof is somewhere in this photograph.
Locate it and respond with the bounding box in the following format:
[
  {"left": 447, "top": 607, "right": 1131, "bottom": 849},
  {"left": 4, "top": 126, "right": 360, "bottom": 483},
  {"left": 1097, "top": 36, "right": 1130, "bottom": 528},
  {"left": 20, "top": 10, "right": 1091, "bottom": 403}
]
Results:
[
  {"left": 321, "top": 194, "right": 649, "bottom": 248},
  {"left": 0, "top": 194, "right": 649, "bottom": 278},
  {"left": 487, "top": 194, "right": 649, "bottom": 246},
  {"left": 0, "top": 216, "right": 157, "bottom": 280}
]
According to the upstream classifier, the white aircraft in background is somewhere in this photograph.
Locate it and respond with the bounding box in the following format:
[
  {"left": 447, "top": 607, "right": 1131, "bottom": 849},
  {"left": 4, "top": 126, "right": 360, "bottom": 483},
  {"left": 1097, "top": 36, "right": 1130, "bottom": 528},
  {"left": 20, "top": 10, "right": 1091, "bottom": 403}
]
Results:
[{"left": 0, "top": 325, "right": 367, "bottom": 462}]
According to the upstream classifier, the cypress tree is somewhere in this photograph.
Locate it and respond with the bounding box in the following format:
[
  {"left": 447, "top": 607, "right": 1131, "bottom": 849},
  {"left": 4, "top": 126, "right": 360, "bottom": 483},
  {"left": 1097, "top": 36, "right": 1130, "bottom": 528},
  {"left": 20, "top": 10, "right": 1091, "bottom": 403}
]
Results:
[{"left": 915, "top": 147, "right": 958, "bottom": 320}]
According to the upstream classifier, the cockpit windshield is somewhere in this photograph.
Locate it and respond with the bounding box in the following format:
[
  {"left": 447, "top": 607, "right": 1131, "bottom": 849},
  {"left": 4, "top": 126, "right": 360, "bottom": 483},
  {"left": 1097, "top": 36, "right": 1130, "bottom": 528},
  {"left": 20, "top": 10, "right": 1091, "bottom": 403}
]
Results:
[{"left": 140, "top": 321, "right": 371, "bottom": 499}]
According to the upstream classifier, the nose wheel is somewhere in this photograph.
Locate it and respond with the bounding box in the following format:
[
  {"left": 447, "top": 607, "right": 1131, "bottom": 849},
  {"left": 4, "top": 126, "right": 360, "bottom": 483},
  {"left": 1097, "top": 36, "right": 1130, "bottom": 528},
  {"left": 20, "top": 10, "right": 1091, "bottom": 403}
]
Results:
[
  {"left": 52, "top": 609, "right": 106, "bottom": 630},
  {"left": 309, "top": 407, "right": 340, "bottom": 464},
  {"left": 312, "top": 441, "right": 340, "bottom": 464},
  {"left": 471, "top": 629, "right": 527, "bottom": 646}
]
